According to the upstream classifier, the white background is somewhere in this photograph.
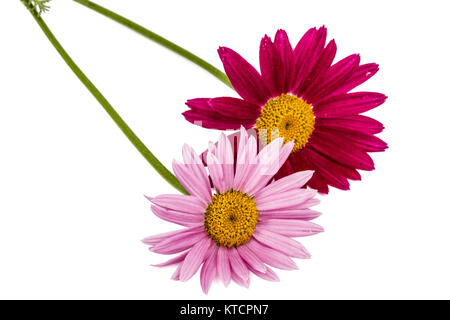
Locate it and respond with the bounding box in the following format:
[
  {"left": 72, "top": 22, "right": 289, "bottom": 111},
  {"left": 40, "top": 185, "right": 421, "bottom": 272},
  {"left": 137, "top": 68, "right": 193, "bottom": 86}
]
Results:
[{"left": 1, "top": 0, "right": 449, "bottom": 299}]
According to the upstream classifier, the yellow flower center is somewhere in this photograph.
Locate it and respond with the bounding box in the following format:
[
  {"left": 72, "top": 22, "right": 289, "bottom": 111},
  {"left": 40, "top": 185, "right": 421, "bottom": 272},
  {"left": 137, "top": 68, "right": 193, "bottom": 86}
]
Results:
[
  {"left": 204, "top": 190, "right": 259, "bottom": 248},
  {"left": 255, "top": 94, "right": 315, "bottom": 152}
]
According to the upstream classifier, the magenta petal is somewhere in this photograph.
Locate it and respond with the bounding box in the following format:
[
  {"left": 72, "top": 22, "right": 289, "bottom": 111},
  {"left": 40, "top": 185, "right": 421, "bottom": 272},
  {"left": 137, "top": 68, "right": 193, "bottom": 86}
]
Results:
[
  {"left": 314, "top": 92, "right": 387, "bottom": 117},
  {"left": 183, "top": 109, "right": 254, "bottom": 130},
  {"left": 330, "top": 63, "right": 379, "bottom": 97},
  {"left": 260, "top": 35, "right": 285, "bottom": 96},
  {"left": 274, "top": 29, "right": 294, "bottom": 92},
  {"left": 291, "top": 26, "right": 327, "bottom": 92},
  {"left": 317, "top": 127, "right": 387, "bottom": 152},
  {"left": 304, "top": 54, "right": 360, "bottom": 104},
  {"left": 200, "top": 246, "right": 218, "bottom": 294},
  {"left": 315, "top": 115, "right": 385, "bottom": 134},
  {"left": 179, "top": 237, "right": 212, "bottom": 281},
  {"left": 296, "top": 39, "right": 337, "bottom": 95},
  {"left": 306, "top": 172, "right": 330, "bottom": 194},
  {"left": 286, "top": 151, "right": 330, "bottom": 194},
  {"left": 209, "top": 97, "right": 260, "bottom": 120},
  {"left": 301, "top": 147, "right": 352, "bottom": 190},
  {"left": 274, "top": 156, "right": 295, "bottom": 180},
  {"left": 290, "top": 28, "right": 316, "bottom": 91},
  {"left": 218, "top": 46, "right": 270, "bottom": 106},
  {"left": 309, "top": 130, "right": 375, "bottom": 170},
  {"left": 185, "top": 98, "right": 222, "bottom": 118},
  {"left": 246, "top": 239, "right": 298, "bottom": 270}
]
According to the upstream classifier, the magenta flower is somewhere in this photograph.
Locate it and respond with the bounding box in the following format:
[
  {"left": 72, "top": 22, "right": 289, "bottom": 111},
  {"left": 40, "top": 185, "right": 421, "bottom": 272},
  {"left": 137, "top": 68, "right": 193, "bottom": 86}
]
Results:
[
  {"left": 183, "top": 27, "right": 387, "bottom": 193},
  {"left": 143, "top": 127, "right": 322, "bottom": 293}
]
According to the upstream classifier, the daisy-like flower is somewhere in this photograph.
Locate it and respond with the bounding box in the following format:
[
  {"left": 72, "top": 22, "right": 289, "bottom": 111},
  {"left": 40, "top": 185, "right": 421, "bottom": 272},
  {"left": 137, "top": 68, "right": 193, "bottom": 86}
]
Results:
[
  {"left": 183, "top": 27, "right": 387, "bottom": 193},
  {"left": 143, "top": 127, "right": 322, "bottom": 293}
]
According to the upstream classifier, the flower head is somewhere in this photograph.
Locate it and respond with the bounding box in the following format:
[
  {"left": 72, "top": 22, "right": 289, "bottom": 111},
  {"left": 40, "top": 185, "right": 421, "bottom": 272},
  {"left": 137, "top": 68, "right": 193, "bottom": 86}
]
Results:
[
  {"left": 183, "top": 27, "right": 387, "bottom": 193},
  {"left": 143, "top": 127, "right": 322, "bottom": 293}
]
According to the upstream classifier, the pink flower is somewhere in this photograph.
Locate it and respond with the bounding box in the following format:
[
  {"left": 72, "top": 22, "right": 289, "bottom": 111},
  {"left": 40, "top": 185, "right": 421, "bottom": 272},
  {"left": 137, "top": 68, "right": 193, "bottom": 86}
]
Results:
[
  {"left": 183, "top": 27, "right": 387, "bottom": 194},
  {"left": 143, "top": 127, "right": 323, "bottom": 293}
]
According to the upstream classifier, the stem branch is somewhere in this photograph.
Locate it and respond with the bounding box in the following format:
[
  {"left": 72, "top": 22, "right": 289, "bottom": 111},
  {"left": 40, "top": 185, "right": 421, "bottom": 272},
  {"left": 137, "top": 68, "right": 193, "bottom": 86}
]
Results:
[
  {"left": 73, "top": 0, "right": 232, "bottom": 88},
  {"left": 22, "top": 1, "right": 188, "bottom": 194}
]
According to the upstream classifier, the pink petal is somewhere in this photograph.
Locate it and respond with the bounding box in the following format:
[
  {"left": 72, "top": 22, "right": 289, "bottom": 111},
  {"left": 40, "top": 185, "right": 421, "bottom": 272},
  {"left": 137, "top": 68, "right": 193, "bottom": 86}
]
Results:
[
  {"left": 149, "top": 194, "right": 206, "bottom": 215},
  {"left": 179, "top": 237, "right": 213, "bottom": 282},
  {"left": 298, "top": 198, "right": 321, "bottom": 208},
  {"left": 247, "top": 264, "right": 280, "bottom": 282},
  {"left": 218, "top": 46, "right": 270, "bottom": 106},
  {"left": 151, "top": 230, "right": 207, "bottom": 255},
  {"left": 171, "top": 262, "right": 183, "bottom": 280},
  {"left": 258, "top": 219, "right": 324, "bottom": 237},
  {"left": 228, "top": 247, "right": 250, "bottom": 282},
  {"left": 151, "top": 205, "right": 203, "bottom": 227},
  {"left": 216, "top": 133, "right": 235, "bottom": 190},
  {"left": 259, "top": 208, "right": 321, "bottom": 221},
  {"left": 234, "top": 133, "right": 258, "bottom": 191},
  {"left": 217, "top": 246, "right": 231, "bottom": 287},
  {"left": 180, "top": 144, "right": 212, "bottom": 201},
  {"left": 233, "top": 127, "right": 249, "bottom": 190},
  {"left": 237, "top": 244, "right": 267, "bottom": 273},
  {"left": 200, "top": 246, "right": 218, "bottom": 294},
  {"left": 246, "top": 239, "right": 298, "bottom": 270},
  {"left": 253, "top": 228, "right": 311, "bottom": 258},
  {"left": 243, "top": 139, "right": 293, "bottom": 196},
  {"left": 152, "top": 251, "right": 189, "bottom": 267},
  {"left": 254, "top": 170, "right": 314, "bottom": 201},
  {"left": 255, "top": 189, "right": 317, "bottom": 211},
  {"left": 231, "top": 270, "right": 250, "bottom": 288},
  {"left": 206, "top": 152, "right": 226, "bottom": 193},
  {"left": 260, "top": 35, "right": 285, "bottom": 96},
  {"left": 142, "top": 225, "right": 204, "bottom": 246},
  {"left": 172, "top": 161, "right": 209, "bottom": 204}
]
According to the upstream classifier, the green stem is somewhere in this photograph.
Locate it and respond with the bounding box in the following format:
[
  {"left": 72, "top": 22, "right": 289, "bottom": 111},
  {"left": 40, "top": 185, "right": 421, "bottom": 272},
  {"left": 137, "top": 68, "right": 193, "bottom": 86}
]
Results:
[
  {"left": 21, "top": 1, "right": 188, "bottom": 195},
  {"left": 73, "top": 0, "right": 232, "bottom": 89}
]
